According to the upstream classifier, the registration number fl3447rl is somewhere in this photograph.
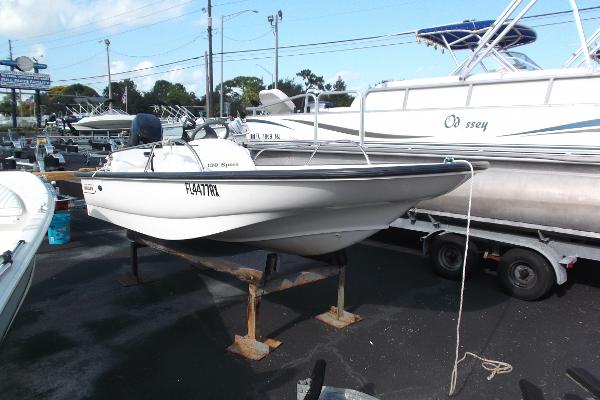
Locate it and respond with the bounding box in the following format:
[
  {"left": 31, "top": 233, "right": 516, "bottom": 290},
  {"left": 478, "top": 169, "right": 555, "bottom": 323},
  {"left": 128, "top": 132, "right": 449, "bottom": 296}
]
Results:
[{"left": 185, "top": 182, "right": 220, "bottom": 197}]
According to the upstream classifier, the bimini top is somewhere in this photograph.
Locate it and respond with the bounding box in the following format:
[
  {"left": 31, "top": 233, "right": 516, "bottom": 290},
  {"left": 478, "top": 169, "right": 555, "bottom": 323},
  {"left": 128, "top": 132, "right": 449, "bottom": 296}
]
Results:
[{"left": 416, "top": 20, "right": 537, "bottom": 51}]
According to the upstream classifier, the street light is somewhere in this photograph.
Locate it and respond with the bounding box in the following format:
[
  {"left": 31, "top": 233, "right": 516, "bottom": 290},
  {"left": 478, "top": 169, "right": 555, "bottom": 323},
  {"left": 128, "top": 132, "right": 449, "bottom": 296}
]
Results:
[
  {"left": 100, "top": 39, "right": 112, "bottom": 109},
  {"left": 267, "top": 10, "right": 282, "bottom": 89},
  {"left": 256, "top": 64, "right": 274, "bottom": 88},
  {"left": 220, "top": 9, "right": 258, "bottom": 117}
]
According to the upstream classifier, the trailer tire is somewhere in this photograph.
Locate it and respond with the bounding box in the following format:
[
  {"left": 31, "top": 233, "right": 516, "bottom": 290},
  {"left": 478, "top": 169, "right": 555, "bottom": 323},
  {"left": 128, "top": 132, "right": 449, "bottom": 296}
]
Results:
[
  {"left": 498, "top": 248, "right": 555, "bottom": 301},
  {"left": 430, "top": 234, "right": 479, "bottom": 281}
]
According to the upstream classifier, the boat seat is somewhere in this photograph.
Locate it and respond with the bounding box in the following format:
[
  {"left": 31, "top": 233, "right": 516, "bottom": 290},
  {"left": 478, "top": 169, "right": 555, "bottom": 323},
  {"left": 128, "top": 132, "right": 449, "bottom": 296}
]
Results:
[
  {"left": 0, "top": 184, "right": 24, "bottom": 224},
  {"left": 258, "top": 89, "right": 295, "bottom": 115}
]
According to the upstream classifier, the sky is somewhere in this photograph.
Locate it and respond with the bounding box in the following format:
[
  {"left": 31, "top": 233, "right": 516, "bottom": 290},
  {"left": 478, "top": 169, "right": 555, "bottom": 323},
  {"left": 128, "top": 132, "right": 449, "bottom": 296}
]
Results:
[{"left": 0, "top": 0, "right": 599, "bottom": 98}]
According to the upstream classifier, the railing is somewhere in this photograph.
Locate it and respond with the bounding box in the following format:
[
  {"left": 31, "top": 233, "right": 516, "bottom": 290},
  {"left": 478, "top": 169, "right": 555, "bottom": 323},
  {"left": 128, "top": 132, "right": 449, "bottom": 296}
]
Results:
[
  {"left": 0, "top": 240, "right": 25, "bottom": 277},
  {"left": 252, "top": 139, "right": 371, "bottom": 166}
]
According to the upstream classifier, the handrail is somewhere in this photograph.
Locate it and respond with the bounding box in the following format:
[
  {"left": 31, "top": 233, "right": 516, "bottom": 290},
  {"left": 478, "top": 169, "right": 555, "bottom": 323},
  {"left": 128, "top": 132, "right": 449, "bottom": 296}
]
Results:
[
  {"left": 252, "top": 140, "right": 371, "bottom": 166},
  {"left": 0, "top": 240, "right": 25, "bottom": 276}
]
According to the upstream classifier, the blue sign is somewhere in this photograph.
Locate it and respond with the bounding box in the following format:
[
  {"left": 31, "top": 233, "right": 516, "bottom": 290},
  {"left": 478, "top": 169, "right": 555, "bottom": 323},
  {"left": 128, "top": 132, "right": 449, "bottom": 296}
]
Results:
[{"left": 0, "top": 71, "right": 51, "bottom": 90}]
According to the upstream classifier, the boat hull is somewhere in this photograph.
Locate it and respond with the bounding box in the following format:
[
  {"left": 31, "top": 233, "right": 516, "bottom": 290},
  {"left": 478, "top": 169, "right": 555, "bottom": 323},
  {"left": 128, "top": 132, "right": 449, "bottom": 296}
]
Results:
[
  {"left": 248, "top": 143, "right": 600, "bottom": 238},
  {"left": 72, "top": 115, "right": 134, "bottom": 131},
  {"left": 80, "top": 164, "right": 476, "bottom": 255},
  {"left": 0, "top": 172, "right": 55, "bottom": 344},
  {"left": 0, "top": 258, "right": 34, "bottom": 343}
]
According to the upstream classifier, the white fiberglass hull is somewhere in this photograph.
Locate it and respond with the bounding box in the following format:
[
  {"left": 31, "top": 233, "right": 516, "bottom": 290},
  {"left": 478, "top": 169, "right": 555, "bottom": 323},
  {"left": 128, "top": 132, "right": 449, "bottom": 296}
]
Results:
[
  {"left": 72, "top": 114, "right": 134, "bottom": 131},
  {"left": 0, "top": 172, "right": 55, "bottom": 343},
  {"left": 245, "top": 69, "right": 600, "bottom": 149},
  {"left": 80, "top": 163, "right": 478, "bottom": 255}
]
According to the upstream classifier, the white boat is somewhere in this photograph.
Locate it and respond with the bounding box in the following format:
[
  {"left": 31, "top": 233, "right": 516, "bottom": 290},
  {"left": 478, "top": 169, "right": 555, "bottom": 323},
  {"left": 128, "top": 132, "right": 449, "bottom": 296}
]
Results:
[
  {"left": 238, "top": 0, "right": 600, "bottom": 238},
  {"left": 0, "top": 172, "right": 55, "bottom": 343},
  {"left": 245, "top": 3, "right": 600, "bottom": 146},
  {"left": 71, "top": 105, "right": 134, "bottom": 132},
  {"left": 77, "top": 137, "right": 485, "bottom": 256}
]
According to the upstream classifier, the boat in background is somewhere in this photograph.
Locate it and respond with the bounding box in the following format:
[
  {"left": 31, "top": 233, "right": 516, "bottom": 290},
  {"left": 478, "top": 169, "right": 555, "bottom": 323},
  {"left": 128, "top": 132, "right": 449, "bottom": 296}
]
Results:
[
  {"left": 77, "top": 116, "right": 486, "bottom": 256},
  {"left": 238, "top": 0, "right": 600, "bottom": 239},
  {"left": 232, "top": 0, "right": 600, "bottom": 299},
  {"left": 71, "top": 102, "right": 134, "bottom": 132},
  {"left": 0, "top": 172, "right": 55, "bottom": 343}
]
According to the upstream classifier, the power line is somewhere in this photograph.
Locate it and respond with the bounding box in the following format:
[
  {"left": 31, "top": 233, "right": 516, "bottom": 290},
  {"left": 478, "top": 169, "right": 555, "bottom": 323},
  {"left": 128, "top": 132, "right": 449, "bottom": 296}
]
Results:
[
  {"left": 50, "top": 7, "right": 600, "bottom": 84},
  {"left": 522, "top": 5, "right": 600, "bottom": 20},
  {"left": 54, "top": 57, "right": 201, "bottom": 82},
  {"left": 223, "top": 30, "right": 272, "bottom": 42},
  {"left": 13, "top": 0, "right": 174, "bottom": 42},
  {"left": 112, "top": 34, "right": 205, "bottom": 58},
  {"left": 13, "top": 0, "right": 243, "bottom": 50},
  {"left": 13, "top": 0, "right": 195, "bottom": 50},
  {"left": 55, "top": 39, "right": 418, "bottom": 85}
]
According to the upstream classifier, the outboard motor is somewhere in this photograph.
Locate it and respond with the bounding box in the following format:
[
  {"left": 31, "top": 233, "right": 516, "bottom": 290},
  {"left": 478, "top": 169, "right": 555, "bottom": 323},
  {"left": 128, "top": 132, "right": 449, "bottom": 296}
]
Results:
[{"left": 129, "top": 113, "right": 162, "bottom": 147}]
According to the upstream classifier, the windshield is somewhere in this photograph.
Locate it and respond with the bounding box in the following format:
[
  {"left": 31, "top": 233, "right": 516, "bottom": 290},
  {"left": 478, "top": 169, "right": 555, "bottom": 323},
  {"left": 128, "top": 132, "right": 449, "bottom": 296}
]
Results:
[{"left": 503, "top": 51, "right": 542, "bottom": 71}]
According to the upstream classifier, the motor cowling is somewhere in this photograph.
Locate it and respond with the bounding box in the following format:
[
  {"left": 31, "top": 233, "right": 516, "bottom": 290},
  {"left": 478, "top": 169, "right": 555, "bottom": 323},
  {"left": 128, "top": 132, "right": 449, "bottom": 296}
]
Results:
[{"left": 129, "top": 113, "right": 162, "bottom": 146}]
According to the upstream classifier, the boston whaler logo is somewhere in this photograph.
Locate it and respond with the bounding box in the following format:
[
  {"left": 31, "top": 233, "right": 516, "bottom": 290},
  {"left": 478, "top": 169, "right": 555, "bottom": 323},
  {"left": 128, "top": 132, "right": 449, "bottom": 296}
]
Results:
[
  {"left": 444, "top": 114, "right": 488, "bottom": 132},
  {"left": 185, "top": 182, "right": 220, "bottom": 197},
  {"left": 82, "top": 183, "right": 96, "bottom": 194}
]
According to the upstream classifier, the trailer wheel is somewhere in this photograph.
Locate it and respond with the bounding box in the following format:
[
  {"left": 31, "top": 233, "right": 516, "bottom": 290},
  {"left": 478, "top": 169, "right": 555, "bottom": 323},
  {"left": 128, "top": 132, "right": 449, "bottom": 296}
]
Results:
[
  {"left": 498, "top": 248, "right": 555, "bottom": 301},
  {"left": 430, "top": 234, "right": 479, "bottom": 281}
]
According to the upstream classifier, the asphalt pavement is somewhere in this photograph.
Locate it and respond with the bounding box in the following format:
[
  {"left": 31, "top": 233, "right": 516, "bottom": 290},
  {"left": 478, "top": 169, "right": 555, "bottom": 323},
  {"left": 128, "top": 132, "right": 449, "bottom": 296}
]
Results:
[{"left": 1, "top": 210, "right": 600, "bottom": 399}]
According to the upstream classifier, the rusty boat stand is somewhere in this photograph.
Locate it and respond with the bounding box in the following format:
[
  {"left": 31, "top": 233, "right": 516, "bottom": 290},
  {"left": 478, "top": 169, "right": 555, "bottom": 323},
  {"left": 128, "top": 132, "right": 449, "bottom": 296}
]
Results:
[{"left": 124, "top": 231, "right": 362, "bottom": 361}]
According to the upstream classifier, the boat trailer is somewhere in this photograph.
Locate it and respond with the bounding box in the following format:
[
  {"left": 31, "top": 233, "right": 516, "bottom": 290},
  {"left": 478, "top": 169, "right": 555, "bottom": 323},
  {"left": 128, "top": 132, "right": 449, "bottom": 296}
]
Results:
[{"left": 124, "top": 230, "right": 362, "bottom": 360}]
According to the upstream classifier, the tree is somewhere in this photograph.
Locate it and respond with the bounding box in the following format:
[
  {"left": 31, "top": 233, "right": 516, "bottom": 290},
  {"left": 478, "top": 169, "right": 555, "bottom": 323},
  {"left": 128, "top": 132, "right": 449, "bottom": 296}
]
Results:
[
  {"left": 222, "top": 76, "right": 265, "bottom": 116},
  {"left": 41, "top": 84, "right": 100, "bottom": 114},
  {"left": 296, "top": 69, "right": 325, "bottom": 90},
  {"left": 141, "top": 80, "right": 200, "bottom": 115},
  {"left": 0, "top": 95, "right": 12, "bottom": 115},
  {"left": 329, "top": 76, "right": 353, "bottom": 107},
  {"left": 102, "top": 79, "right": 145, "bottom": 114}
]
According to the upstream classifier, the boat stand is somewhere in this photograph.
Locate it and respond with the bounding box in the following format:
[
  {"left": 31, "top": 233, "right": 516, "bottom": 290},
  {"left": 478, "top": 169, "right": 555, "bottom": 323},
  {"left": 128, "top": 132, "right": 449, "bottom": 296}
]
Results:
[
  {"left": 125, "top": 230, "right": 362, "bottom": 360},
  {"left": 118, "top": 241, "right": 147, "bottom": 287}
]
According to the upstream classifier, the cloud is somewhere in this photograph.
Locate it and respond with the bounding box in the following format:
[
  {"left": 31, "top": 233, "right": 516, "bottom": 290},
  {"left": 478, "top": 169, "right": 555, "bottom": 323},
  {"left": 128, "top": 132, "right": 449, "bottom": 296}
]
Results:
[
  {"left": 192, "top": 13, "right": 209, "bottom": 28},
  {"left": 0, "top": 0, "right": 189, "bottom": 38},
  {"left": 90, "top": 58, "right": 204, "bottom": 95},
  {"left": 29, "top": 43, "right": 46, "bottom": 60},
  {"left": 327, "top": 70, "right": 363, "bottom": 86},
  {"left": 111, "top": 60, "right": 128, "bottom": 74},
  {"left": 131, "top": 60, "right": 155, "bottom": 91}
]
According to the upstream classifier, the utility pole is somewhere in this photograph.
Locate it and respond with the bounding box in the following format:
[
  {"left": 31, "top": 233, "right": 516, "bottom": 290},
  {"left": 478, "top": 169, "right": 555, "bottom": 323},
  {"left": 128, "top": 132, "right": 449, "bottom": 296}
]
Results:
[
  {"left": 220, "top": 15, "right": 224, "bottom": 117},
  {"left": 104, "top": 39, "right": 112, "bottom": 109},
  {"left": 205, "top": 51, "right": 210, "bottom": 117},
  {"left": 207, "top": 0, "right": 214, "bottom": 117},
  {"left": 8, "top": 40, "right": 17, "bottom": 128},
  {"left": 268, "top": 10, "right": 282, "bottom": 89},
  {"left": 34, "top": 63, "right": 41, "bottom": 127}
]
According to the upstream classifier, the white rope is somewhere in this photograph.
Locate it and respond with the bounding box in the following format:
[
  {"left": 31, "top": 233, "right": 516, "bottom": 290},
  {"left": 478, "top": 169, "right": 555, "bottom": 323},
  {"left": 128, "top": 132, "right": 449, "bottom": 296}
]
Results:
[{"left": 448, "top": 160, "right": 512, "bottom": 396}]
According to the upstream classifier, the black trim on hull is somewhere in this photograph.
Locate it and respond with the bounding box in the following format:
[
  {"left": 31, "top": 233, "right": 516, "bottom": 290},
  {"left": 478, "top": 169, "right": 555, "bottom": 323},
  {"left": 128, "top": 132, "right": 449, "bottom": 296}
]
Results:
[
  {"left": 76, "top": 161, "right": 488, "bottom": 180},
  {"left": 245, "top": 119, "right": 293, "bottom": 129}
]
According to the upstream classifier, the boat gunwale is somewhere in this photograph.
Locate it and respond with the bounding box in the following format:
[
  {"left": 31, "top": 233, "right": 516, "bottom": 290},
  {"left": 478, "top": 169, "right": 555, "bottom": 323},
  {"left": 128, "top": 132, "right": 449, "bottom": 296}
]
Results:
[{"left": 75, "top": 161, "right": 487, "bottom": 181}]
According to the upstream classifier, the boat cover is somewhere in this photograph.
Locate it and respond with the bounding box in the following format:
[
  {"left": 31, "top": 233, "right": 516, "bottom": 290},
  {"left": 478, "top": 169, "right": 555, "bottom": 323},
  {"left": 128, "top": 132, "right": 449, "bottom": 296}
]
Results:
[{"left": 416, "top": 20, "right": 537, "bottom": 50}]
